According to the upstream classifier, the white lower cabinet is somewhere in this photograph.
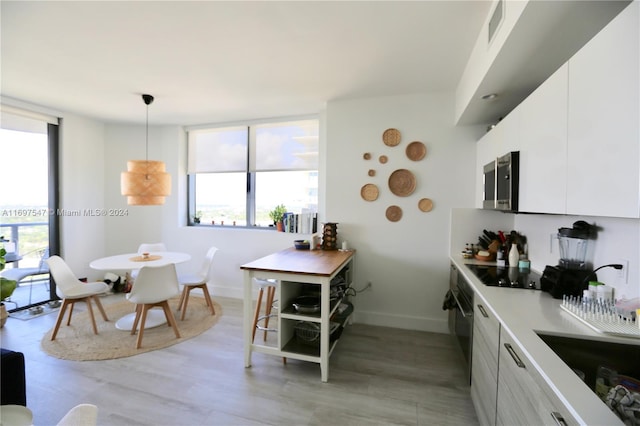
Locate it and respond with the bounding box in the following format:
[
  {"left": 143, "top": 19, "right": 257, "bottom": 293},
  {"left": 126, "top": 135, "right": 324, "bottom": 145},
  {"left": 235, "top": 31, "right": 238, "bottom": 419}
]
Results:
[
  {"left": 471, "top": 301, "right": 500, "bottom": 426},
  {"left": 496, "top": 328, "right": 578, "bottom": 426}
]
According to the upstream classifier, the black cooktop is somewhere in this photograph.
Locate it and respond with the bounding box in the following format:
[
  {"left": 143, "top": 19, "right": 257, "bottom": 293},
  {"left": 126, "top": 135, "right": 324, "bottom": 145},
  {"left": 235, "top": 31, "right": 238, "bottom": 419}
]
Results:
[{"left": 465, "top": 264, "right": 542, "bottom": 290}]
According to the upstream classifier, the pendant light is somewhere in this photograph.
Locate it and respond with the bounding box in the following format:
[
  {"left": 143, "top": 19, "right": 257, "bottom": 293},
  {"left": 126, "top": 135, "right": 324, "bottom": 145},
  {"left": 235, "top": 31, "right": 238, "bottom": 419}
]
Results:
[{"left": 120, "top": 94, "right": 171, "bottom": 205}]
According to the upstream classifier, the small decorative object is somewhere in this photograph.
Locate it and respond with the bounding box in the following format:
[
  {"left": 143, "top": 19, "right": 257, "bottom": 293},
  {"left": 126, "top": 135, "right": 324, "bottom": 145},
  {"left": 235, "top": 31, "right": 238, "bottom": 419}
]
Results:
[
  {"left": 322, "top": 223, "right": 338, "bottom": 250},
  {"left": 368, "top": 169, "right": 376, "bottom": 177},
  {"left": 509, "top": 243, "right": 519, "bottom": 266},
  {"left": 294, "top": 239, "right": 311, "bottom": 250},
  {"left": 379, "top": 155, "right": 388, "bottom": 164},
  {"left": 388, "top": 169, "right": 416, "bottom": 197},
  {"left": 0, "top": 247, "right": 17, "bottom": 328},
  {"left": 385, "top": 205, "right": 402, "bottom": 222},
  {"left": 382, "top": 128, "right": 401, "bottom": 146},
  {"left": 361, "top": 183, "right": 379, "bottom": 201},
  {"left": 406, "top": 141, "right": 426, "bottom": 161},
  {"left": 418, "top": 198, "right": 433, "bottom": 212},
  {"left": 363, "top": 152, "right": 371, "bottom": 160},
  {"left": 269, "top": 204, "right": 287, "bottom": 232},
  {"left": 474, "top": 250, "right": 495, "bottom": 261}
]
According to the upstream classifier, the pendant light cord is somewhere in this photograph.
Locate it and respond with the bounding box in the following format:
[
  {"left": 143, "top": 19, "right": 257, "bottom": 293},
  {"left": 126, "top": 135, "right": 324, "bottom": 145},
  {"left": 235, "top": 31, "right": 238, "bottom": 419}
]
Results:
[
  {"left": 141, "top": 94, "right": 154, "bottom": 176},
  {"left": 145, "top": 104, "right": 149, "bottom": 162}
]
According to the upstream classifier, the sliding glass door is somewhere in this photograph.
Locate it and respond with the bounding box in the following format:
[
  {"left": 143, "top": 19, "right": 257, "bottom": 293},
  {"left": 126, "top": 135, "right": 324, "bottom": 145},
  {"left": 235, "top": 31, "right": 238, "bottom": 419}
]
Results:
[{"left": 0, "top": 109, "right": 59, "bottom": 312}]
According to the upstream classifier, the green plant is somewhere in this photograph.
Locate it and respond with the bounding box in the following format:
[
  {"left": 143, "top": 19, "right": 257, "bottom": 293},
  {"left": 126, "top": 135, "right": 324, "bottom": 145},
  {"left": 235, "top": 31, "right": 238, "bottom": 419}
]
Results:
[
  {"left": 268, "top": 204, "right": 287, "bottom": 224},
  {"left": 0, "top": 247, "right": 17, "bottom": 302}
]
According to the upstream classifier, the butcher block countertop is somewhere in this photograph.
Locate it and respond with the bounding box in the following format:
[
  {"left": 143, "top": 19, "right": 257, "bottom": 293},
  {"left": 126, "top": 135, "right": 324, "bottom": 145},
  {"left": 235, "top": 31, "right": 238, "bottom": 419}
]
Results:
[{"left": 241, "top": 247, "right": 354, "bottom": 276}]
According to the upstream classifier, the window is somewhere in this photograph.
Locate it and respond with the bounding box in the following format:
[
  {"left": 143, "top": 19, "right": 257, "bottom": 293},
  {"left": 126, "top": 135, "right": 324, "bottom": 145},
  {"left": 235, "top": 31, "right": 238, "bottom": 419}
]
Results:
[
  {"left": 0, "top": 106, "right": 60, "bottom": 311},
  {"left": 187, "top": 118, "right": 319, "bottom": 229}
]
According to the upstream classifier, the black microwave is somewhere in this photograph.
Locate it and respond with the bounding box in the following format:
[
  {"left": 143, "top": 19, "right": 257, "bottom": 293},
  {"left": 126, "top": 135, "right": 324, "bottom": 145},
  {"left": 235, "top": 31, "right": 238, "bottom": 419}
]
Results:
[{"left": 483, "top": 151, "right": 519, "bottom": 212}]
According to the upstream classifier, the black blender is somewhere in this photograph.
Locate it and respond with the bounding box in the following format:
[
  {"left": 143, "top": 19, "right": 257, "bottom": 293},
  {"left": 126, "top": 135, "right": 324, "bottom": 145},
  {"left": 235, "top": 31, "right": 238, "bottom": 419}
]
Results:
[{"left": 541, "top": 221, "right": 595, "bottom": 299}]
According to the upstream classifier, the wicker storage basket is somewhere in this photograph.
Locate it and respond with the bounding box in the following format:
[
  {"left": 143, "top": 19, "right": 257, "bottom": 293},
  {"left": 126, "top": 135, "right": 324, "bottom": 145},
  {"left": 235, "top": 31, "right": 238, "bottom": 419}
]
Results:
[{"left": 294, "top": 321, "right": 341, "bottom": 346}]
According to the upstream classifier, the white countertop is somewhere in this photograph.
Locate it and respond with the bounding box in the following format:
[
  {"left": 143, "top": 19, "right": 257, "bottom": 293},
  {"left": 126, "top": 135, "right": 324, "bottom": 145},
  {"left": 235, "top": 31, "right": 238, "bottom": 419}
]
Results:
[{"left": 451, "top": 256, "right": 638, "bottom": 425}]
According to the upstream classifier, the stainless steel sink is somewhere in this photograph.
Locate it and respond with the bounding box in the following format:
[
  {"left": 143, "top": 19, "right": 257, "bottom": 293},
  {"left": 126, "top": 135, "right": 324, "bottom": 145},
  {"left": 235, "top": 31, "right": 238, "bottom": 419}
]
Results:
[{"left": 537, "top": 333, "right": 640, "bottom": 390}]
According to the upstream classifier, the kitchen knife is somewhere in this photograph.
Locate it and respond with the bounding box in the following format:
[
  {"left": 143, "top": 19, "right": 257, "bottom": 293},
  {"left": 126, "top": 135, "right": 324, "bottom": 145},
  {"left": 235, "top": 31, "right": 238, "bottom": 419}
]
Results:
[{"left": 478, "top": 237, "right": 489, "bottom": 249}]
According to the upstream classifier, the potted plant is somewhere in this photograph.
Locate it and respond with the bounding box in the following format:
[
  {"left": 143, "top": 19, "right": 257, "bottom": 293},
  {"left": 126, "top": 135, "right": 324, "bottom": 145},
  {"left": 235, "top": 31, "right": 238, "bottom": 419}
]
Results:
[
  {"left": 269, "top": 204, "right": 287, "bottom": 232},
  {"left": 193, "top": 211, "right": 202, "bottom": 224},
  {"left": 0, "top": 247, "right": 17, "bottom": 327}
]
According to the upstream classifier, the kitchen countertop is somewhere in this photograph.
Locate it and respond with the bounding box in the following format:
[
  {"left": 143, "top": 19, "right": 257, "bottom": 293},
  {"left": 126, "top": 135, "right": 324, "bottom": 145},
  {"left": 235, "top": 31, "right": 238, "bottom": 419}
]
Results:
[{"left": 451, "top": 256, "right": 638, "bottom": 425}]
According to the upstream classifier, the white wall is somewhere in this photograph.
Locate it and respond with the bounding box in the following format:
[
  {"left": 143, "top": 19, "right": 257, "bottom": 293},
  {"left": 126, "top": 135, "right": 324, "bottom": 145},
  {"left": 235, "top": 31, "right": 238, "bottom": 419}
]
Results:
[
  {"left": 515, "top": 214, "right": 640, "bottom": 300},
  {"left": 325, "top": 92, "right": 481, "bottom": 332},
  {"left": 58, "top": 114, "right": 106, "bottom": 279}
]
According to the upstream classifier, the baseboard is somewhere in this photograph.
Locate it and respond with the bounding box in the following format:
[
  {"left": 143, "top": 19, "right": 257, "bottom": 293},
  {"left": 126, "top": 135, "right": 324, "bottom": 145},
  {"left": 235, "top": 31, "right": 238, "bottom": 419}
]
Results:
[
  {"left": 353, "top": 310, "right": 449, "bottom": 334},
  {"left": 211, "top": 285, "right": 244, "bottom": 300}
]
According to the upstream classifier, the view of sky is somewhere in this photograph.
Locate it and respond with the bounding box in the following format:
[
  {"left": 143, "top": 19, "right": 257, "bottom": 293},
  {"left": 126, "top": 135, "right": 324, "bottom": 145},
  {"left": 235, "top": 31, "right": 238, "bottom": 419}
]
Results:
[{"left": 0, "top": 128, "right": 48, "bottom": 206}]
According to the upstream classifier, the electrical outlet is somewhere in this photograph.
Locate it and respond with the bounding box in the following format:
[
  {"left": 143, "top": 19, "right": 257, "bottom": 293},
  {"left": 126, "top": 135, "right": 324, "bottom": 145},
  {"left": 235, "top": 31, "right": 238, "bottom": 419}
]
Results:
[{"left": 615, "top": 259, "right": 629, "bottom": 285}]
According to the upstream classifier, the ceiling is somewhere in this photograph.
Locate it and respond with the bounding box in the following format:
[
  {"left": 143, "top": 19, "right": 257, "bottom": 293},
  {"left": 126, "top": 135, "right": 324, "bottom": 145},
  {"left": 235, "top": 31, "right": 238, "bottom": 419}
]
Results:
[{"left": 1, "top": 1, "right": 492, "bottom": 126}]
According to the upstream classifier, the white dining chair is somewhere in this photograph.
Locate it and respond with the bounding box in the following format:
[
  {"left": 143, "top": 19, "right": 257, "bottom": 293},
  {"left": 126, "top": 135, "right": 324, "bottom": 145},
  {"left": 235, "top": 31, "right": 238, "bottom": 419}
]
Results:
[
  {"left": 131, "top": 242, "right": 167, "bottom": 280},
  {"left": 46, "top": 256, "right": 110, "bottom": 341},
  {"left": 137, "top": 242, "right": 167, "bottom": 254},
  {"left": 56, "top": 403, "right": 98, "bottom": 426},
  {"left": 126, "top": 263, "right": 181, "bottom": 349},
  {"left": 177, "top": 246, "right": 217, "bottom": 320}
]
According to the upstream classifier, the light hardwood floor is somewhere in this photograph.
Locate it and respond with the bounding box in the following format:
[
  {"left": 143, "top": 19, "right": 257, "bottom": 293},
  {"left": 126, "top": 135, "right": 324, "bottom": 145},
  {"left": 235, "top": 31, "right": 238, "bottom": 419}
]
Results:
[{"left": 1, "top": 295, "right": 479, "bottom": 426}]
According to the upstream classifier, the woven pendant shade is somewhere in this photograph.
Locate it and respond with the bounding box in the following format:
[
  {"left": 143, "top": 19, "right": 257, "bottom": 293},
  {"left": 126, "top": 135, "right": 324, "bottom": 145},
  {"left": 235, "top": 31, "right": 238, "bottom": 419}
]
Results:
[
  {"left": 121, "top": 160, "right": 171, "bottom": 205},
  {"left": 120, "top": 94, "right": 171, "bottom": 206}
]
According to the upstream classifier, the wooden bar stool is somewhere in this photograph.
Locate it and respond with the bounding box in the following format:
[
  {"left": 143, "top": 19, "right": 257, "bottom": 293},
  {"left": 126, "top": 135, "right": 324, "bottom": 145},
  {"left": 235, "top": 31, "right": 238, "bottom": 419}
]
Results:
[
  {"left": 252, "top": 278, "right": 286, "bottom": 364},
  {"left": 251, "top": 278, "right": 278, "bottom": 342}
]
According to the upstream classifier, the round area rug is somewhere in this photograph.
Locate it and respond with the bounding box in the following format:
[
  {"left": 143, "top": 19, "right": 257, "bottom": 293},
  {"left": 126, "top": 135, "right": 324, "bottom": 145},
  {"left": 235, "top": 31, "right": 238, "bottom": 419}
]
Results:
[{"left": 41, "top": 295, "right": 222, "bottom": 361}]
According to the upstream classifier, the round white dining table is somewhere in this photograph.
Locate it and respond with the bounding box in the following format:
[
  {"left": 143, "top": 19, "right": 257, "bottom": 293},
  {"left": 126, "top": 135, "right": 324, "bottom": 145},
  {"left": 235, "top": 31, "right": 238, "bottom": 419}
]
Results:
[
  {"left": 89, "top": 251, "right": 191, "bottom": 271},
  {"left": 89, "top": 251, "right": 191, "bottom": 331}
]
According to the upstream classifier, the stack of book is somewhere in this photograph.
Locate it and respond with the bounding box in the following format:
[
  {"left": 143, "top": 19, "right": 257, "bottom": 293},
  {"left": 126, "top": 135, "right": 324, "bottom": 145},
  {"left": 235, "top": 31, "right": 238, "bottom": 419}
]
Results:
[{"left": 282, "top": 212, "right": 317, "bottom": 234}]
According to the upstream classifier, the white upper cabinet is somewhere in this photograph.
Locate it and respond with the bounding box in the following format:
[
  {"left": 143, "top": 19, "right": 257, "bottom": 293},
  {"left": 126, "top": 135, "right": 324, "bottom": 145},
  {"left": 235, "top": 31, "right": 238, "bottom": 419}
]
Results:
[
  {"left": 566, "top": 2, "right": 639, "bottom": 218},
  {"left": 518, "top": 64, "right": 568, "bottom": 214},
  {"left": 475, "top": 2, "right": 639, "bottom": 218}
]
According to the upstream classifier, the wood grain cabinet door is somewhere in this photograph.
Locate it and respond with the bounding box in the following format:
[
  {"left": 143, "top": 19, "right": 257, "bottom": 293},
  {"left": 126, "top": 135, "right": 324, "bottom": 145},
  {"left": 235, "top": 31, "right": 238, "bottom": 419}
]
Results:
[
  {"left": 471, "top": 301, "right": 500, "bottom": 426},
  {"left": 496, "top": 329, "right": 578, "bottom": 426}
]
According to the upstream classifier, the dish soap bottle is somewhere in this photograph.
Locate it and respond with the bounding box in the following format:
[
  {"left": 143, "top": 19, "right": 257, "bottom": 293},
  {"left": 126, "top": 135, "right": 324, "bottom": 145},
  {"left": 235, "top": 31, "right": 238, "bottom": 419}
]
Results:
[{"left": 508, "top": 243, "right": 519, "bottom": 267}]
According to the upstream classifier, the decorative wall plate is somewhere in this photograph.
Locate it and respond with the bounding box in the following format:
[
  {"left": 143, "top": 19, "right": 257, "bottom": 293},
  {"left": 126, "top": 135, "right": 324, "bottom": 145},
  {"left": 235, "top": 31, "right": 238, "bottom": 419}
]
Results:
[
  {"left": 379, "top": 155, "right": 388, "bottom": 164},
  {"left": 388, "top": 169, "right": 416, "bottom": 197},
  {"left": 382, "top": 128, "right": 401, "bottom": 147},
  {"left": 418, "top": 198, "right": 434, "bottom": 212},
  {"left": 406, "top": 141, "right": 426, "bottom": 161},
  {"left": 361, "top": 183, "right": 379, "bottom": 201},
  {"left": 368, "top": 169, "right": 376, "bottom": 177},
  {"left": 386, "top": 205, "right": 402, "bottom": 222},
  {"left": 363, "top": 152, "right": 371, "bottom": 160}
]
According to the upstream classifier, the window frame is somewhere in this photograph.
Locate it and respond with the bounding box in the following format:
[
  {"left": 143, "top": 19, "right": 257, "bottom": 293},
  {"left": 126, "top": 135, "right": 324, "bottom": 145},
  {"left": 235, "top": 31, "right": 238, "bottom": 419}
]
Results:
[{"left": 186, "top": 115, "right": 319, "bottom": 229}]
